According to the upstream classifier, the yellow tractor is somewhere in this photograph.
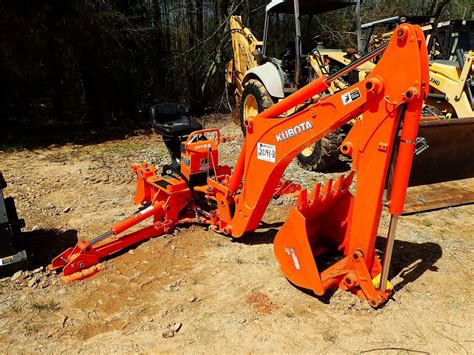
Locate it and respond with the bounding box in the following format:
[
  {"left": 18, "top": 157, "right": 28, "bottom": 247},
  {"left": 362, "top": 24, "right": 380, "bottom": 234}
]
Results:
[
  {"left": 226, "top": 0, "right": 374, "bottom": 171},
  {"left": 424, "top": 20, "right": 473, "bottom": 119},
  {"left": 427, "top": 51, "right": 473, "bottom": 118},
  {"left": 357, "top": 17, "right": 474, "bottom": 188}
]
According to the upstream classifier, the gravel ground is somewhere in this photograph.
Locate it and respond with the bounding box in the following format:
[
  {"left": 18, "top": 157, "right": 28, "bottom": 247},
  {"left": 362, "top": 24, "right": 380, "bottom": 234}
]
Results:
[{"left": 0, "top": 114, "right": 472, "bottom": 353}]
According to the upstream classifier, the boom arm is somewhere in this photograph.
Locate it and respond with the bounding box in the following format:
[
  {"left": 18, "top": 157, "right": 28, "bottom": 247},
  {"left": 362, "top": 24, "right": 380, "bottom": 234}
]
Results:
[
  {"left": 224, "top": 24, "right": 429, "bottom": 238},
  {"left": 217, "top": 24, "right": 429, "bottom": 305}
]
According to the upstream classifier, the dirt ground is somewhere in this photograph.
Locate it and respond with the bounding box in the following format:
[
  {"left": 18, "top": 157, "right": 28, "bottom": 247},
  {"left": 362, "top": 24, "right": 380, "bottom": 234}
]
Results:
[{"left": 0, "top": 115, "right": 473, "bottom": 353}]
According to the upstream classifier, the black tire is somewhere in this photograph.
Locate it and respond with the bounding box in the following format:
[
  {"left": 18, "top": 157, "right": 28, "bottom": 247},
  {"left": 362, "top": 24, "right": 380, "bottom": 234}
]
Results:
[
  {"left": 297, "top": 129, "right": 345, "bottom": 172},
  {"left": 239, "top": 79, "right": 274, "bottom": 136}
]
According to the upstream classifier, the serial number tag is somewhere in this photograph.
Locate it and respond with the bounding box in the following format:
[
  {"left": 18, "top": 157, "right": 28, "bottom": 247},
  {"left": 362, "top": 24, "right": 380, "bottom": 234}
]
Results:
[{"left": 257, "top": 143, "right": 276, "bottom": 163}]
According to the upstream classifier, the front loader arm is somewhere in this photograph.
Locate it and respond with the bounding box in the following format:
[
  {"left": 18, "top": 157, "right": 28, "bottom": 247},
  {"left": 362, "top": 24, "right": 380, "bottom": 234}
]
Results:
[{"left": 226, "top": 24, "right": 429, "bottom": 238}]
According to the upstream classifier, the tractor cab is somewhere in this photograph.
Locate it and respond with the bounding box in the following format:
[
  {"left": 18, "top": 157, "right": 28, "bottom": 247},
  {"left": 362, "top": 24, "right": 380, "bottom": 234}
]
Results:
[
  {"left": 261, "top": 0, "right": 360, "bottom": 89},
  {"left": 359, "top": 15, "right": 434, "bottom": 55},
  {"left": 359, "top": 16, "right": 473, "bottom": 60},
  {"left": 426, "top": 19, "right": 473, "bottom": 61},
  {"left": 358, "top": 16, "right": 474, "bottom": 115}
]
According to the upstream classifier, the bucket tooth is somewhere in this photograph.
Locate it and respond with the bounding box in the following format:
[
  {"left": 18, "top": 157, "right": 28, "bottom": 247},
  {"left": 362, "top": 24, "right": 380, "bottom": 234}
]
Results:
[
  {"left": 321, "top": 178, "right": 333, "bottom": 196},
  {"left": 343, "top": 171, "right": 355, "bottom": 190},
  {"left": 333, "top": 174, "right": 345, "bottom": 191},
  {"left": 308, "top": 183, "right": 321, "bottom": 202},
  {"left": 297, "top": 189, "right": 309, "bottom": 210}
]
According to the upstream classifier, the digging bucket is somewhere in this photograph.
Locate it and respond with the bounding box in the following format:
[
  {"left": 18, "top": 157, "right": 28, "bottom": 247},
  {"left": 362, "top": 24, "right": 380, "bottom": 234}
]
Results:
[{"left": 274, "top": 173, "right": 354, "bottom": 295}]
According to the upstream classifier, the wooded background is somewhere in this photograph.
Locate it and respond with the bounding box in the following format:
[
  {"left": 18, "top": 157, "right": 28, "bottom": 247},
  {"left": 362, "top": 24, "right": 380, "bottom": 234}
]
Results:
[{"left": 0, "top": 0, "right": 471, "bottom": 129}]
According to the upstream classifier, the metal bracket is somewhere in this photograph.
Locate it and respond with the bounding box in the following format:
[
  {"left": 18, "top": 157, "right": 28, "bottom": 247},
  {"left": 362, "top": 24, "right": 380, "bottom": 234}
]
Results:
[
  {"left": 0, "top": 250, "right": 27, "bottom": 267},
  {"left": 414, "top": 137, "right": 429, "bottom": 155}
]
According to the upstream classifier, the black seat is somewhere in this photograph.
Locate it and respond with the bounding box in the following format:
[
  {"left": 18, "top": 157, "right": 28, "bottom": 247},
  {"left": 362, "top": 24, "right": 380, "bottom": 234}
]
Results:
[
  {"left": 150, "top": 103, "right": 202, "bottom": 137},
  {"left": 149, "top": 103, "right": 202, "bottom": 169}
]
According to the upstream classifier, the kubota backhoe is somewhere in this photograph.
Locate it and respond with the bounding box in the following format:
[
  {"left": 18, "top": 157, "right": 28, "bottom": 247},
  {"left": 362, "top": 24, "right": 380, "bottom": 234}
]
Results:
[{"left": 50, "top": 24, "right": 429, "bottom": 308}]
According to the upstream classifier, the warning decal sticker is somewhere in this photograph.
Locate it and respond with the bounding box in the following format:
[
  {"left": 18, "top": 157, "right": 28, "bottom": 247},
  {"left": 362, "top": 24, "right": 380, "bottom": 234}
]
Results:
[{"left": 341, "top": 88, "right": 361, "bottom": 105}]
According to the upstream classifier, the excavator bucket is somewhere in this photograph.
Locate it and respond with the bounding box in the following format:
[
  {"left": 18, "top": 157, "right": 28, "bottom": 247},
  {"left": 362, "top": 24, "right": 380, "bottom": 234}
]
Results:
[
  {"left": 274, "top": 173, "right": 355, "bottom": 296},
  {"left": 274, "top": 206, "right": 325, "bottom": 294}
]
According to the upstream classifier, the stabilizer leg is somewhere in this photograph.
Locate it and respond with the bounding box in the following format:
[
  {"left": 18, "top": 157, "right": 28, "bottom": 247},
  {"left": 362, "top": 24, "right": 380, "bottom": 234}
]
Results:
[{"left": 49, "top": 202, "right": 172, "bottom": 281}]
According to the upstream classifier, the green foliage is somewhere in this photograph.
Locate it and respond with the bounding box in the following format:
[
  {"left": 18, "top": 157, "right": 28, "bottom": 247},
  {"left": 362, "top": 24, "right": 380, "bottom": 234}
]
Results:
[{"left": 29, "top": 299, "right": 60, "bottom": 311}]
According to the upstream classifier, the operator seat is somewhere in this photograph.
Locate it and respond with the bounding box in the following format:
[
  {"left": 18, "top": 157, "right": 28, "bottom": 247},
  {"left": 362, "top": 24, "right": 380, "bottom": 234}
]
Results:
[{"left": 150, "top": 103, "right": 202, "bottom": 169}]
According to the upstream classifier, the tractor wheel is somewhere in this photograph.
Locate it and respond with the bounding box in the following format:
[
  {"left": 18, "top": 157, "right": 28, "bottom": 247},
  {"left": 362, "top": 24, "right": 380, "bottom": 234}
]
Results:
[
  {"left": 297, "top": 129, "right": 345, "bottom": 172},
  {"left": 239, "top": 79, "right": 274, "bottom": 136}
]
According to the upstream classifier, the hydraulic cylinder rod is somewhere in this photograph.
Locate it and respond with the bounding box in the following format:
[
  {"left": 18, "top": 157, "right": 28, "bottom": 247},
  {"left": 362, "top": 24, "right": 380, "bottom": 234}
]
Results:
[
  {"left": 380, "top": 214, "right": 398, "bottom": 292},
  {"left": 89, "top": 202, "right": 164, "bottom": 245}
]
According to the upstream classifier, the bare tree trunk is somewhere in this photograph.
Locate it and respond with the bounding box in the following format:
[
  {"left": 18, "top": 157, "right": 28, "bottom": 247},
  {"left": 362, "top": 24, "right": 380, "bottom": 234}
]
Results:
[
  {"left": 196, "top": 0, "right": 204, "bottom": 41},
  {"left": 434, "top": 0, "right": 450, "bottom": 17}
]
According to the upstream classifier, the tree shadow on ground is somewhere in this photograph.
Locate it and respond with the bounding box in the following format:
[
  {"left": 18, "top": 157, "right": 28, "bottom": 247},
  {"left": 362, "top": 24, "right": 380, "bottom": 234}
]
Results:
[
  {"left": 231, "top": 221, "right": 284, "bottom": 246},
  {"left": 0, "top": 120, "right": 154, "bottom": 151},
  {"left": 235, "top": 227, "right": 442, "bottom": 303},
  {"left": 22, "top": 228, "right": 78, "bottom": 270}
]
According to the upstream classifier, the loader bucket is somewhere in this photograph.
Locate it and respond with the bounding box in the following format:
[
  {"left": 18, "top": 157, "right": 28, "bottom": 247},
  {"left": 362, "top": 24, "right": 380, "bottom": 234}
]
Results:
[
  {"left": 274, "top": 174, "right": 354, "bottom": 296},
  {"left": 404, "top": 117, "right": 474, "bottom": 212},
  {"left": 409, "top": 117, "right": 474, "bottom": 186}
]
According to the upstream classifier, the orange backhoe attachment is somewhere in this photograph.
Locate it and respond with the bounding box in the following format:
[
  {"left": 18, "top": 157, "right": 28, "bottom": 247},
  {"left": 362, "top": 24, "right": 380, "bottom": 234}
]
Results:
[
  {"left": 49, "top": 129, "right": 300, "bottom": 282},
  {"left": 50, "top": 24, "right": 429, "bottom": 307}
]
